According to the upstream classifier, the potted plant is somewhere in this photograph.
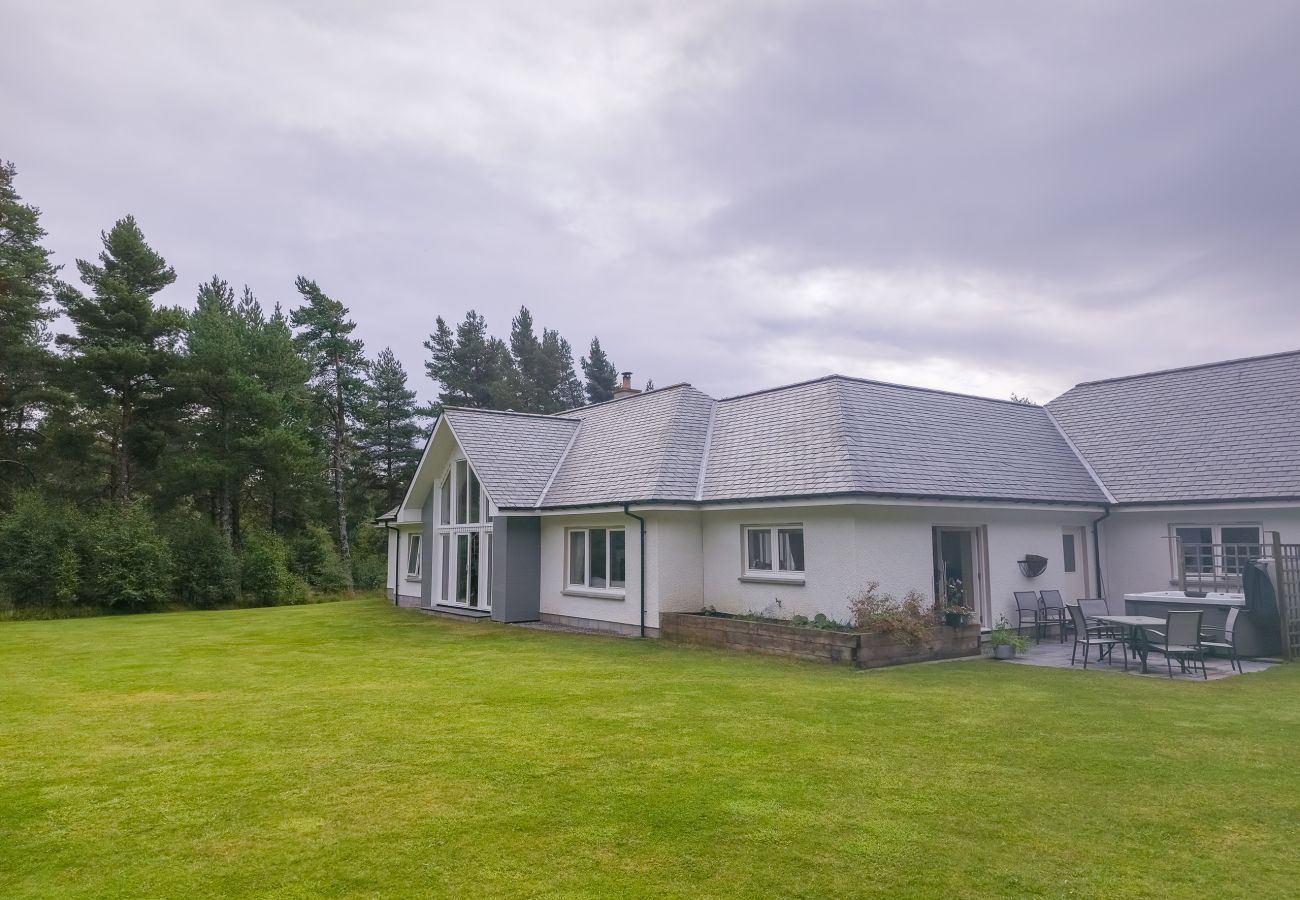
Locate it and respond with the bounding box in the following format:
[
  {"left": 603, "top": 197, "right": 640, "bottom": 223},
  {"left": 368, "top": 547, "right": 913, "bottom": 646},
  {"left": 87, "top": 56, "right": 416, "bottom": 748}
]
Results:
[
  {"left": 941, "top": 579, "right": 973, "bottom": 626},
  {"left": 988, "top": 616, "right": 1031, "bottom": 660},
  {"left": 941, "top": 603, "right": 974, "bottom": 627}
]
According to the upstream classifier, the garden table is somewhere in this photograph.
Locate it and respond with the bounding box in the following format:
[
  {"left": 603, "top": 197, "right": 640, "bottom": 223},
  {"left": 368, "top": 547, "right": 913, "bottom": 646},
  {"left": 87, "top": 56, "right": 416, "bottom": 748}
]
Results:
[{"left": 1095, "top": 615, "right": 1165, "bottom": 674}]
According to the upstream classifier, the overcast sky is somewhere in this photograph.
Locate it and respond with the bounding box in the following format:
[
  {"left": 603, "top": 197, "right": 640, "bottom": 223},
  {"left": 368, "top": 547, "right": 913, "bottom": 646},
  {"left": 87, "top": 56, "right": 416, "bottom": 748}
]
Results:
[{"left": 5, "top": 1, "right": 1299, "bottom": 405}]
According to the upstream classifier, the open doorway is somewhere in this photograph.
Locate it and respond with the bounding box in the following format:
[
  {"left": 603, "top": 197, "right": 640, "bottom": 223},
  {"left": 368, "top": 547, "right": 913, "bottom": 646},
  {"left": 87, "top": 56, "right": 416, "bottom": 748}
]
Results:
[{"left": 933, "top": 526, "right": 990, "bottom": 626}]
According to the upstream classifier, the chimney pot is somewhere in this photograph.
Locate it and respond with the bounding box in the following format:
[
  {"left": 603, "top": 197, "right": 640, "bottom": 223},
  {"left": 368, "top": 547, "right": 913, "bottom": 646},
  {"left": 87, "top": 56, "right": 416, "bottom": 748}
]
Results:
[{"left": 621, "top": 371, "right": 632, "bottom": 390}]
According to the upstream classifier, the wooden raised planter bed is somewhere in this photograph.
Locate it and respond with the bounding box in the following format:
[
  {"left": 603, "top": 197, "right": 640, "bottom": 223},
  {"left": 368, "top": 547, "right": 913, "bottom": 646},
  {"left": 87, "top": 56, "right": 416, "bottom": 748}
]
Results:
[{"left": 660, "top": 612, "right": 981, "bottom": 669}]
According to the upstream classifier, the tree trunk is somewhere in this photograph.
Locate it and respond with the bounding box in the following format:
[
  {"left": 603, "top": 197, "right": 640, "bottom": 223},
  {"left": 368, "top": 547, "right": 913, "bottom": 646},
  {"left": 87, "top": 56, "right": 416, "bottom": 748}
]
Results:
[
  {"left": 332, "top": 357, "right": 353, "bottom": 587},
  {"left": 115, "top": 394, "right": 132, "bottom": 504}
]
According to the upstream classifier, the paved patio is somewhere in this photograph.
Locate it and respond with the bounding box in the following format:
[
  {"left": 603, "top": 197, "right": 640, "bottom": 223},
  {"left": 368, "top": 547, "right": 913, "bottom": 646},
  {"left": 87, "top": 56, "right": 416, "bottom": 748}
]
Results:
[{"left": 1002, "top": 635, "right": 1279, "bottom": 680}]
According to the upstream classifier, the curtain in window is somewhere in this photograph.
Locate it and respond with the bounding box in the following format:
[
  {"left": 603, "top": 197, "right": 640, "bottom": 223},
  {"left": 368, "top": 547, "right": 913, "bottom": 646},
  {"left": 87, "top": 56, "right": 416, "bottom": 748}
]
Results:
[
  {"left": 778, "top": 528, "right": 804, "bottom": 572},
  {"left": 747, "top": 529, "right": 772, "bottom": 570}
]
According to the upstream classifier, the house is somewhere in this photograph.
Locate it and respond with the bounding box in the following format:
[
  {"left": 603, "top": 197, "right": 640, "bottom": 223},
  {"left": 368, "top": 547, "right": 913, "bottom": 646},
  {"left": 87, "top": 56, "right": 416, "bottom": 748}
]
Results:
[{"left": 379, "top": 349, "right": 1300, "bottom": 636}]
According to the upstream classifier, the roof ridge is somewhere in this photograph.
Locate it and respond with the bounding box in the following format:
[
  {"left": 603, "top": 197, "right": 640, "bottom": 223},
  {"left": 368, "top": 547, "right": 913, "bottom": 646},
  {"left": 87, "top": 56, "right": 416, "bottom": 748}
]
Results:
[
  {"left": 443, "top": 405, "right": 580, "bottom": 423},
  {"left": 534, "top": 420, "right": 582, "bottom": 508},
  {"left": 720, "top": 373, "right": 1037, "bottom": 407},
  {"left": 1064, "top": 348, "right": 1300, "bottom": 390},
  {"left": 554, "top": 382, "right": 698, "bottom": 416},
  {"left": 827, "top": 378, "right": 861, "bottom": 487},
  {"left": 693, "top": 400, "right": 719, "bottom": 502},
  {"left": 1041, "top": 407, "right": 1116, "bottom": 504}
]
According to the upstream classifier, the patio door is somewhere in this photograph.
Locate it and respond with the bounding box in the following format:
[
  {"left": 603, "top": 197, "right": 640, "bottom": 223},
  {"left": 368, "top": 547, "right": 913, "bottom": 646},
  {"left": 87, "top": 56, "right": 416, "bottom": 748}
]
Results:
[
  {"left": 442, "top": 531, "right": 492, "bottom": 609},
  {"left": 933, "top": 526, "right": 990, "bottom": 626}
]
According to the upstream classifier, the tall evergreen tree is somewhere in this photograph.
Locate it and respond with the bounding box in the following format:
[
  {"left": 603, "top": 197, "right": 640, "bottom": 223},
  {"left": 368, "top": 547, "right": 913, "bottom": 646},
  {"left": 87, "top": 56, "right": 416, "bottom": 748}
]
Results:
[
  {"left": 56, "top": 215, "right": 182, "bottom": 502},
  {"left": 0, "top": 161, "right": 61, "bottom": 498},
  {"left": 580, "top": 337, "right": 619, "bottom": 405},
  {"left": 359, "top": 348, "right": 424, "bottom": 507},
  {"left": 505, "top": 306, "right": 584, "bottom": 413},
  {"left": 249, "top": 301, "right": 319, "bottom": 533},
  {"left": 423, "top": 310, "right": 515, "bottom": 410},
  {"left": 290, "top": 277, "right": 366, "bottom": 576}
]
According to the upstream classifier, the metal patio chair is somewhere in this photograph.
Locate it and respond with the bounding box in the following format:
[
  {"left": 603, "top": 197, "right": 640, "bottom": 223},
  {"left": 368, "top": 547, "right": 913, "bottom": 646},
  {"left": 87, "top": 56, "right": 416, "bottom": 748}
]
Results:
[
  {"left": 1143, "top": 610, "right": 1208, "bottom": 679},
  {"left": 1067, "top": 603, "right": 1124, "bottom": 670},
  {"left": 1199, "top": 608, "right": 1242, "bottom": 673},
  {"left": 1014, "top": 591, "right": 1044, "bottom": 642},
  {"left": 1038, "top": 589, "right": 1069, "bottom": 643}
]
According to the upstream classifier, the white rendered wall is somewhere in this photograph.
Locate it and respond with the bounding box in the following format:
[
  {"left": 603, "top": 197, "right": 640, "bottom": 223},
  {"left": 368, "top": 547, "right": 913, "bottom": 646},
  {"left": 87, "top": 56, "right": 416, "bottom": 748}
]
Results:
[
  {"left": 1100, "top": 505, "right": 1300, "bottom": 600},
  {"left": 698, "top": 503, "right": 1100, "bottom": 627},
  {"left": 538, "top": 512, "right": 646, "bottom": 631}
]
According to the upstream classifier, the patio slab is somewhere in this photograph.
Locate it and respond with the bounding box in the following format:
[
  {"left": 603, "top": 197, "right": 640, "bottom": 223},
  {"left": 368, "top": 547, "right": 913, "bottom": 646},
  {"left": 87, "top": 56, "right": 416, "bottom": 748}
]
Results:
[{"left": 998, "top": 636, "right": 1279, "bottom": 680}]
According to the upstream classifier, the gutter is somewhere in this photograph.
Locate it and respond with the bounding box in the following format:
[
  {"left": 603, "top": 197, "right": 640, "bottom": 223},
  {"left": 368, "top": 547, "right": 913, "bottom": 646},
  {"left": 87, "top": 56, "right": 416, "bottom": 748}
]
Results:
[{"left": 623, "top": 503, "right": 647, "bottom": 638}]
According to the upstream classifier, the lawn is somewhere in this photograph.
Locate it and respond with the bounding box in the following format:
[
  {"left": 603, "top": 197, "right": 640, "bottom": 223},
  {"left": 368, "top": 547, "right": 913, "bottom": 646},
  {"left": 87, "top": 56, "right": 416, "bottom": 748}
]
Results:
[{"left": 1, "top": 599, "right": 1297, "bottom": 898}]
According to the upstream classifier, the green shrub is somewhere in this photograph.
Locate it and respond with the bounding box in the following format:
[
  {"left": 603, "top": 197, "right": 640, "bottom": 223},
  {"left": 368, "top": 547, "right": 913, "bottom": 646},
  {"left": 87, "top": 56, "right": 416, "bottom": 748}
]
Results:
[
  {"left": 169, "top": 518, "right": 240, "bottom": 608},
  {"left": 349, "top": 524, "right": 387, "bottom": 590},
  {"left": 0, "top": 490, "right": 85, "bottom": 610},
  {"left": 290, "top": 525, "right": 351, "bottom": 591},
  {"left": 240, "top": 528, "right": 296, "bottom": 605},
  {"left": 83, "top": 503, "right": 175, "bottom": 612},
  {"left": 847, "top": 581, "right": 936, "bottom": 646}
]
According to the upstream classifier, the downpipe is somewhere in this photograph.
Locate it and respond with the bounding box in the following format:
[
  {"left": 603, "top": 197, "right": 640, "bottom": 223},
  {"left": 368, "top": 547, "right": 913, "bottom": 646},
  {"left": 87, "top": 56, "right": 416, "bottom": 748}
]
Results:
[
  {"left": 1091, "top": 505, "right": 1111, "bottom": 600},
  {"left": 623, "top": 503, "right": 647, "bottom": 638}
]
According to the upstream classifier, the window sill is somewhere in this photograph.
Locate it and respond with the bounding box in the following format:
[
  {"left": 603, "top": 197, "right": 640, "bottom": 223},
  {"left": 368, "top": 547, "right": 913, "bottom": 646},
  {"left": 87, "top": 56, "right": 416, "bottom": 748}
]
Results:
[
  {"left": 739, "top": 574, "right": 805, "bottom": 586},
  {"left": 562, "top": 588, "right": 627, "bottom": 601}
]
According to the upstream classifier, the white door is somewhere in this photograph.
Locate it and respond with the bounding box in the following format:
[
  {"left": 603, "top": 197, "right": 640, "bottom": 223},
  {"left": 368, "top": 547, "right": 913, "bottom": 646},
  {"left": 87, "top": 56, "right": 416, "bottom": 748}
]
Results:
[{"left": 1059, "top": 526, "right": 1090, "bottom": 603}]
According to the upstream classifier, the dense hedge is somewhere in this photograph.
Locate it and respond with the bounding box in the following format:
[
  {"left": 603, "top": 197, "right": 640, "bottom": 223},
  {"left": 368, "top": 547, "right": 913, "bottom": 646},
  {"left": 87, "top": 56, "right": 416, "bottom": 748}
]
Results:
[{"left": 0, "top": 491, "right": 381, "bottom": 616}]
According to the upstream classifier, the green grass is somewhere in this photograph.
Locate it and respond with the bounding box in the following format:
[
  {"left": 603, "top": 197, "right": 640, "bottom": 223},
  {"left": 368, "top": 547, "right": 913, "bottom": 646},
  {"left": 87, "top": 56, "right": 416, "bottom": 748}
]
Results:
[{"left": 1, "top": 599, "right": 1297, "bottom": 898}]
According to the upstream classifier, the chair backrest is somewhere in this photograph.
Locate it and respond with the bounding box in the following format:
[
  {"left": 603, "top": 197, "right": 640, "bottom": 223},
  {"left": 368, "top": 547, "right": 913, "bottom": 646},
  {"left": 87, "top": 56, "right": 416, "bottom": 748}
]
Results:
[
  {"left": 1040, "top": 589, "right": 1064, "bottom": 610},
  {"left": 1165, "top": 609, "right": 1203, "bottom": 647},
  {"left": 1224, "top": 607, "right": 1240, "bottom": 642},
  {"left": 1067, "top": 603, "right": 1089, "bottom": 634},
  {"left": 1014, "top": 591, "right": 1040, "bottom": 612},
  {"left": 1078, "top": 598, "right": 1107, "bottom": 619}
]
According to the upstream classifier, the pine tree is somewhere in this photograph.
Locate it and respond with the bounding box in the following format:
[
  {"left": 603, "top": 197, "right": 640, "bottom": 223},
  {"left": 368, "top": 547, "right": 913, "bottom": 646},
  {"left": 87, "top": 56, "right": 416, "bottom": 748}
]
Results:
[
  {"left": 424, "top": 310, "right": 515, "bottom": 409},
  {"left": 580, "top": 337, "right": 619, "bottom": 405},
  {"left": 56, "top": 215, "right": 182, "bottom": 502},
  {"left": 537, "top": 329, "right": 585, "bottom": 411},
  {"left": 249, "top": 301, "right": 319, "bottom": 534},
  {"left": 290, "top": 277, "right": 367, "bottom": 577},
  {"left": 359, "top": 348, "right": 424, "bottom": 507},
  {"left": 0, "top": 161, "right": 61, "bottom": 499}
]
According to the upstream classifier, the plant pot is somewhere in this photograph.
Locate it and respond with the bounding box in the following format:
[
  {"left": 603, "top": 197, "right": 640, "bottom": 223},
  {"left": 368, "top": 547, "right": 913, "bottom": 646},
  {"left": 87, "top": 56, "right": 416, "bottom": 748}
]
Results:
[
  {"left": 944, "top": 613, "right": 965, "bottom": 627},
  {"left": 993, "top": 644, "right": 1016, "bottom": 660}
]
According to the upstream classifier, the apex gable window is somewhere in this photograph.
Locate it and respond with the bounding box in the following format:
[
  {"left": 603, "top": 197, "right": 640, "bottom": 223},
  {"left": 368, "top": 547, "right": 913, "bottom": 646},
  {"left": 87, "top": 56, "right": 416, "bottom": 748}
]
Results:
[
  {"left": 435, "top": 457, "right": 492, "bottom": 609},
  {"left": 743, "top": 525, "right": 804, "bottom": 582},
  {"left": 405, "top": 534, "right": 422, "bottom": 578},
  {"left": 566, "top": 527, "right": 626, "bottom": 595}
]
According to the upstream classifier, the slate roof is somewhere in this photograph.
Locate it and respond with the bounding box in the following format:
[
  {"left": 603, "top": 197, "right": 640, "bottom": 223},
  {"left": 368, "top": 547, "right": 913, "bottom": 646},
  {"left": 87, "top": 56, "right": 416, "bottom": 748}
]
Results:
[
  {"left": 430, "top": 350, "right": 1300, "bottom": 510},
  {"left": 543, "top": 385, "right": 714, "bottom": 505},
  {"left": 441, "top": 407, "right": 577, "bottom": 508},
  {"left": 701, "top": 377, "right": 1107, "bottom": 503},
  {"left": 1047, "top": 350, "right": 1300, "bottom": 503}
]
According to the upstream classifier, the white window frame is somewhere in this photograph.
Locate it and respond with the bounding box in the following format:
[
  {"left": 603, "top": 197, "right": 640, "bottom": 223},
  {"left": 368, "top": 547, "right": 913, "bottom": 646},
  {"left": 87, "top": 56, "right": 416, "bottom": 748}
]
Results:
[
  {"left": 564, "top": 527, "right": 627, "bottom": 599},
  {"left": 405, "top": 533, "right": 422, "bottom": 579},
  {"left": 1168, "top": 522, "right": 1263, "bottom": 581},
  {"left": 741, "top": 524, "right": 805, "bottom": 584},
  {"left": 435, "top": 455, "right": 493, "bottom": 608}
]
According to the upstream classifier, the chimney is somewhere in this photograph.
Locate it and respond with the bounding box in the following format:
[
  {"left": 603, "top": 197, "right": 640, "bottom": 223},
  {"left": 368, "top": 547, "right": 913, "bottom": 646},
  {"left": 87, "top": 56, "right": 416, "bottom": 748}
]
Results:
[{"left": 612, "top": 371, "right": 641, "bottom": 400}]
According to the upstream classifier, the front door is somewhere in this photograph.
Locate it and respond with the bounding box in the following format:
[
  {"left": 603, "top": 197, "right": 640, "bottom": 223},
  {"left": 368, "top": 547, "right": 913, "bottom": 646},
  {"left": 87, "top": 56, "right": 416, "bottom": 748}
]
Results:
[{"left": 934, "top": 526, "right": 989, "bottom": 626}]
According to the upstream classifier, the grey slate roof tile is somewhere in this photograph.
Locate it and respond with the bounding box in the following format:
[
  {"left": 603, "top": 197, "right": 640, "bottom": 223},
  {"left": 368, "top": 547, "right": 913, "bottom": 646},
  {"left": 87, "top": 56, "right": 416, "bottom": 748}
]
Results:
[
  {"left": 1047, "top": 351, "right": 1300, "bottom": 503},
  {"left": 441, "top": 408, "right": 577, "bottom": 508}
]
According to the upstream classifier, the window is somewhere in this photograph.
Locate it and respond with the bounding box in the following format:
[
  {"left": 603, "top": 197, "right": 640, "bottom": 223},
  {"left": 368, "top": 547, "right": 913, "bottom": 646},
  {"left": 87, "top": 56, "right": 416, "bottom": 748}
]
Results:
[
  {"left": 439, "top": 475, "right": 451, "bottom": 525},
  {"left": 455, "top": 460, "right": 468, "bottom": 524},
  {"left": 1062, "top": 533, "right": 1077, "bottom": 574},
  {"left": 406, "top": 534, "right": 422, "bottom": 578},
  {"left": 1172, "top": 524, "right": 1262, "bottom": 579},
  {"left": 743, "top": 525, "right": 804, "bottom": 580},
  {"left": 566, "top": 527, "right": 626, "bottom": 594}
]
